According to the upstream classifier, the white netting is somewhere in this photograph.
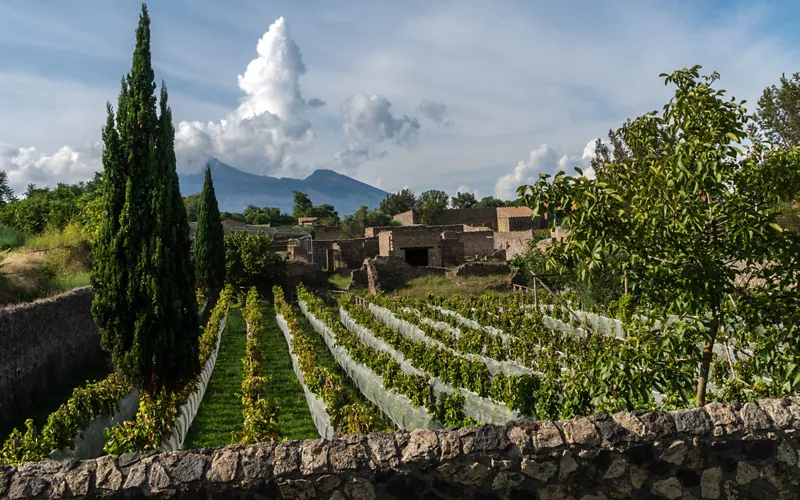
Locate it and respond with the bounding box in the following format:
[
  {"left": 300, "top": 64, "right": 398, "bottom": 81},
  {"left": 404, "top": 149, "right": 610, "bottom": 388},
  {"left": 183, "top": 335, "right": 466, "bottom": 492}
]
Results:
[
  {"left": 299, "top": 301, "right": 438, "bottom": 430},
  {"left": 340, "top": 307, "right": 521, "bottom": 425},
  {"left": 370, "top": 303, "right": 535, "bottom": 378},
  {"left": 429, "top": 305, "right": 506, "bottom": 339},
  {"left": 276, "top": 315, "right": 335, "bottom": 439},
  {"left": 162, "top": 312, "right": 228, "bottom": 451}
]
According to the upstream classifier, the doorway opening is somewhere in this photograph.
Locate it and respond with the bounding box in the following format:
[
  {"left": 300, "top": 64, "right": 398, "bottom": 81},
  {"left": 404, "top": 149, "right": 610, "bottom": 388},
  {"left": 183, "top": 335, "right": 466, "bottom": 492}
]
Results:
[{"left": 404, "top": 247, "right": 430, "bottom": 267}]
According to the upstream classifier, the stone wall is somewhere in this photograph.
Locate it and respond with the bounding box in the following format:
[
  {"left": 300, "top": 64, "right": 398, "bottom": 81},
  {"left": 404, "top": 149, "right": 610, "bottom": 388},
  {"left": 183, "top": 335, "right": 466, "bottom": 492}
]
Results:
[
  {"left": 494, "top": 230, "right": 533, "bottom": 260},
  {"left": 441, "top": 237, "right": 465, "bottom": 267},
  {"left": 6, "top": 399, "right": 800, "bottom": 499},
  {"left": 454, "top": 261, "right": 512, "bottom": 278},
  {"left": 433, "top": 208, "right": 498, "bottom": 230},
  {"left": 0, "top": 287, "right": 108, "bottom": 437},
  {"left": 313, "top": 226, "right": 342, "bottom": 241},
  {"left": 333, "top": 238, "right": 379, "bottom": 270},
  {"left": 392, "top": 210, "right": 418, "bottom": 226},
  {"left": 456, "top": 231, "right": 495, "bottom": 260},
  {"left": 283, "top": 263, "right": 328, "bottom": 300}
]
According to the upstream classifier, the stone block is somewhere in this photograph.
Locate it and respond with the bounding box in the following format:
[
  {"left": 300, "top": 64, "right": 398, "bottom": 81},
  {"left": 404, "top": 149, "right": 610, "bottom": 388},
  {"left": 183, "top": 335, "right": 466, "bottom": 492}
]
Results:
[
  {"left": 759, "top": 399, "right": 792, "bottom": 428},
  {"left": 300, "top": 438, "right": 330, "bottom": 475},
  {"left": 453, "top": 461, "right": 492, "bottom": 486},
  {"left": 671, "top": 408, "right": 712, "bottom": 436},
  {"left": 741, "top": 402, "right": 772, "bottom": 432},
  {"left": 736, "top": 462, "right": 759, "bottom": 485},
  {"left": 272, "top": 442, "right": 300, "bottom": 476},
  {"left": 521, "top": 458, "right": 557, "bottom": 482},
  {"left": 329, "top": 435, "right": 368, "bottom": 472},
  {"left": 531, "top": 420, "right": 564, "bottom": 451},
  {"left": 651, "top": 477, "right": 683, "bottom": 499},
  {"left": 344, "top": 477, "right": 377, "bottom": 500},
  {"left": 700, "top": 467, "right": 722, "bottom": 499},
  {"left": 401, "top": 428, "right": 439, "bottom": 463},
  {"left": 366, "top": 432, "right": 399, "bottom": 467},
  {"left": 562, "top": 417, "right": 600, "bottom": 447}
]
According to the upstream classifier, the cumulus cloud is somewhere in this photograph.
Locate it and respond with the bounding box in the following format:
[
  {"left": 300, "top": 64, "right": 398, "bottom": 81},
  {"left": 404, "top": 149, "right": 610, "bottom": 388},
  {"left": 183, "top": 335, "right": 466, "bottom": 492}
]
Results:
[
  {"left": 175, "top": 17, "right": 321, "bottom": 175},
  {"left": 493, "top": 139, "right": 597, "bottom": 199},
  {"left": 0, "top": 142, "right": 102, "bottom": 194},
  {"left": 335, "top": 93, "right": 420, "bottom": 170},
  {"left": 457, "top": 184, "right": 479, "bottom": 198},
  {"left": 418, "top": 100, "right": 450, "bottom": 127}
]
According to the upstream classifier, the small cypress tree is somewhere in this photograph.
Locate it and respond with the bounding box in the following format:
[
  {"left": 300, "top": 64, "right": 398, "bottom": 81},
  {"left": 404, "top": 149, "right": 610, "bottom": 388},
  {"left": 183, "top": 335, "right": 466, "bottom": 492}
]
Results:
[
  {"left": 92, "top": 3, "right": 200, "bottom": 395},
  {"left": 194, "top": 167, "right": 226, "bottom": 293}
]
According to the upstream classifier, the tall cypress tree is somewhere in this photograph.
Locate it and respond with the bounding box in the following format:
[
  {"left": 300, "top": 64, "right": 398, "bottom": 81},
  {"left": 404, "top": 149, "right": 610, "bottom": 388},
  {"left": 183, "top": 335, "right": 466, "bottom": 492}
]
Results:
[
  {"left": 194, "top": 167, "right": 226, "bottom": 293},
  {"left": 92, "top": 3, "right": 200, "bottom": 395}
]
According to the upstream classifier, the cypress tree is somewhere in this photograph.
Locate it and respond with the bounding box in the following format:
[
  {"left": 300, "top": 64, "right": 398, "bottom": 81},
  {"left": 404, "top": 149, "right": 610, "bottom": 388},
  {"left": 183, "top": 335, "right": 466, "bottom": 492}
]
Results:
[
  {"left": 194, "top": 167, "right": 226, "bottom": 293},
  {"left": 92, "top": 3, "right": 200, "bottom": 395}
]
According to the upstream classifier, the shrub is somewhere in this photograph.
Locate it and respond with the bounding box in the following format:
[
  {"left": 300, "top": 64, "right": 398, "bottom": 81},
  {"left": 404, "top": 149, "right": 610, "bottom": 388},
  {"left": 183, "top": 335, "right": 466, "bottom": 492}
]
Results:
[
  {"left": 0, "top": 226, "right": 25, "bottom": 250},
  {"left": 224, "top": 232, "right": 285, "bottom": 294}
]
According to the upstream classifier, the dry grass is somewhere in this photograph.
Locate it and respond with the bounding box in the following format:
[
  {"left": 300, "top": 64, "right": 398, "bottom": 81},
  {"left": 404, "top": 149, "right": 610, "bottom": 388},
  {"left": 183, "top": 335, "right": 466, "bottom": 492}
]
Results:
[{"left": 0, "top": 242, "right": 91, "bottom": 306}]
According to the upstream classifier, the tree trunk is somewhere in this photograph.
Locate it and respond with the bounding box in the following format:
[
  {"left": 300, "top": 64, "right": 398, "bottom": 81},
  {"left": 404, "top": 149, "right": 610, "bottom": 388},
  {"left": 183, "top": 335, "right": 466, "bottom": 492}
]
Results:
[{"left": 695, "top": 317, "right": 720, "bottom": 407}]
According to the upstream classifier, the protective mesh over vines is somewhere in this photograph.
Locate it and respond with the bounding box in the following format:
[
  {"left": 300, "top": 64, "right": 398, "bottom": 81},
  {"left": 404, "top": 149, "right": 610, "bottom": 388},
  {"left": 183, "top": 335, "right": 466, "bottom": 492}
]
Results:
[
  {"left": 339, "top": 308, "right": 521, "bottom": 425},
  {"left": 276, "top": 315, "right": 335, "bottom": 439},
  {"left": 299, "top": 301, "right": 439, "bottom": 430}
]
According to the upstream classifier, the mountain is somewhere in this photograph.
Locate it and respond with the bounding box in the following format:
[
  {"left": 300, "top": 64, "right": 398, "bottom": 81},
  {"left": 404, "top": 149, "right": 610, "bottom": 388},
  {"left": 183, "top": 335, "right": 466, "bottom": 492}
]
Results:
[{"left": 178, "top": 157, "right": 389, "bottom": 215}]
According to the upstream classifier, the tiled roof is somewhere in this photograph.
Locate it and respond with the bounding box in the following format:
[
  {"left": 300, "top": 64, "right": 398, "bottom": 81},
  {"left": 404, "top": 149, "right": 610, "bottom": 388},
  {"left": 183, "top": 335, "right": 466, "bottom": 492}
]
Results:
[{"left": 496, "top": 206, "right": 533, "bottom": 218}]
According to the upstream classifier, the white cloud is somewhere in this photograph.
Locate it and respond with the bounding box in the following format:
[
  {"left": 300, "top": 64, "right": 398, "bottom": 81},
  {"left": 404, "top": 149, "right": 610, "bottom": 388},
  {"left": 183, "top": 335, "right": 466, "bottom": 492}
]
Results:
[
  {"left": 0, "top": 142, "right": 102, "bottom": 193},
  {"left": 174, "top": 17, "right": 321, "bottom": 176},
  {"left": 457, "top": 184, "right": 479, "bottom": 198},
  {"left": 493, "top": 139, "right": 598, "bottom": 199},
  {"left": 335, "top": 93, "right": 421, "bottom": 170}
]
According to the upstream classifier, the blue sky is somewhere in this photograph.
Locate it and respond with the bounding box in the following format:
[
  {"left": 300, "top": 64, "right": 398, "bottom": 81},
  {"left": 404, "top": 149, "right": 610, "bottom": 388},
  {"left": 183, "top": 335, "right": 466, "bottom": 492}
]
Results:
[{"left": 1, "top": 0, "right": 799, "bottom": 201}]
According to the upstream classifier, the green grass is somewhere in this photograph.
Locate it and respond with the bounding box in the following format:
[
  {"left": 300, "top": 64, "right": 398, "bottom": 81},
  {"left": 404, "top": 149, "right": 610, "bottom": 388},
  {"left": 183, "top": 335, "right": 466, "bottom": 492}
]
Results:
[
  {"left": 328, "top": 273, "right": 351, "bottom": 290},
  {"left": 260, "top": 303, "right": 319, "bottom": 440},
  {"left": 184, "top": 303, "right": 247, "bottom": 449},
  {"left": 0, "top": 226, "right": 26, "bottom": 250},
  {"left": 384, "top": 274, "right": 511, "bottom": 300}
]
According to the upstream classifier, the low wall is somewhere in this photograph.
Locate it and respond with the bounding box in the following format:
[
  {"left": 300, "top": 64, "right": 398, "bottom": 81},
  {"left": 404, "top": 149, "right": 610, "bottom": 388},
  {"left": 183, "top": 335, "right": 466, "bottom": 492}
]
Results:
[
  {"left": 454, "top": 261, "right": 512, "bottom": 278},
  {"left": 283, "top": 263, "right": 328, "bottom": 299},
  {"left": 0, "top": 287, "right": 107, "bottom": 437},
  {"left": 4, "top": 399, "right": 800, "bottom": 499}
]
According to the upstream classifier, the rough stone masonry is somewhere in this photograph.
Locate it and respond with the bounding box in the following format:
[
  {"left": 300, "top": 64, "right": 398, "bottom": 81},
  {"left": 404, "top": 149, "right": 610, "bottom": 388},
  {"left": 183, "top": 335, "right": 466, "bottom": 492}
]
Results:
[{"left": 3, "top": 398, "right": 800, "bottom": 499}]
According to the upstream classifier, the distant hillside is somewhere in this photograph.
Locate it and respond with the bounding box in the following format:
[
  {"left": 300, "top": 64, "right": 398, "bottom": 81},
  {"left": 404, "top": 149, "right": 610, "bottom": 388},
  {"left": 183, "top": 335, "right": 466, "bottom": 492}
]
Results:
[{"left": 178, "top": 157, "right": 389, "bottom": 215}]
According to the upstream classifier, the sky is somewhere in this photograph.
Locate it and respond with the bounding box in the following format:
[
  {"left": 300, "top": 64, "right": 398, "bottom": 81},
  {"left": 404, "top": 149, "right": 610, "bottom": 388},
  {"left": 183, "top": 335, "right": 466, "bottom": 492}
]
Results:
[{"left": 1, "top": 0, "right": 799, "bottom": 202}]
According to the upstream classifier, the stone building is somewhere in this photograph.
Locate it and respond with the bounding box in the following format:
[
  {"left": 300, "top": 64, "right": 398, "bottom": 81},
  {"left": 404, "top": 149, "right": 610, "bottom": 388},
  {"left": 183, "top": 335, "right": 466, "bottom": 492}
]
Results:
[{"left": 392, "top": 206, "right": 545, "bottom": 233}]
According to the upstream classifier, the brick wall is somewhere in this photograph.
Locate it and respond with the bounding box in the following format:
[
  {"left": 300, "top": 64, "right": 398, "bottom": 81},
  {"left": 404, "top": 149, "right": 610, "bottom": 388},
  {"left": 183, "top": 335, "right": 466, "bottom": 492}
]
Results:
[
  {"left": 333, "top": 238, "right": 379, "bottom": 270},
  {"left": 392, "top": 210, "right": 418, "bottom": 226},
  {"left": 457, "top": 230, "right": 495, "bottom": 259},
  {"left": 313, "top": 226, "right": 342, "bottom": 241}
]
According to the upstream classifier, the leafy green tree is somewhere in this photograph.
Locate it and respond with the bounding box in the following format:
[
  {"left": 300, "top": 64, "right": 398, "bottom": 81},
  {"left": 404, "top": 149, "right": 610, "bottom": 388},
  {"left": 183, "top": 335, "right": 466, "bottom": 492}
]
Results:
[
  {"left": 183, "top": 193, "right": 200, "bottom": 223},
  {"left": 520, "top": 66, "right": 800, "bottom": 407},
  {"left": 416, "top": 189, "right": 449, "bottom": 224},
  {"left": 225, "top": 231, "right": 285, "bottom": 293},
  {"left": 92, "top": 4, "right": 200, "bottom": 396},
  {"left": 379, "top": 188, "right": 416, "bottom": 216},
  {"left": 450, "top": 191, "right": 477, "bottom": 209},
  {"left": 473, "top": 196, "right": 513, "bottom": 209},
  {"left": 340, "top": 205, "right": 395, "bottom": 238},
  {"left": 753, "top": 72, "right": 800, "bottom": 149},
  {"left": 0, "top": 171, "right": 12, "bottom": 205},
  {"left": 194, "top": 167, "right": 226, "bottom": 293},
  {"left": 292, "top": 191, "right": 314, "bottom": 218},
  {"left": 243, "top": 205, "right": 281, "bottom": 225}
]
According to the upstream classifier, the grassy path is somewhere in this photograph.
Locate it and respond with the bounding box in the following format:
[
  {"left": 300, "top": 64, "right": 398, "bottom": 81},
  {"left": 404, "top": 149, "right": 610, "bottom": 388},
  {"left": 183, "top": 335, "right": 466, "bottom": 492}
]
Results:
[
  {"left": 261, "top": 303, "right": 318, "bottom": 440},
  {"left": 184, "top": 303, "right": 246, "bottom": 449}
]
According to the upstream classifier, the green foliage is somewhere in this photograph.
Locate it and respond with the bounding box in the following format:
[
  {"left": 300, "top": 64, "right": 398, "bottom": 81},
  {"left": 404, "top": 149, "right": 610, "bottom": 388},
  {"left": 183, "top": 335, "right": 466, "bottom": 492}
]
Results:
[
  {"left": 232, "top": 288, "right": 280, "bottom": 444},
  {"left": 0, "top": 374, "right": 130, "bottom": 466},
  {"left": 104, "top": 286, "right": 233, "bottom": 455},
  {"left": 273, "top": 286, "right": 384, "bottom": 434},
  {"left": 194, "top": 167, "right": 226, "bottom": 292},
  {"left": 415, "top": 189, "right": 449, "bottom": 224},
  {"left": 379, "top": 188, "right": 416, "bottom": 216},
  {"left": 292, "top": 191, "right": 314, "bottom": 218},
  {"left": 450, "top": 191, "right": 477, "bottom": 209},
  {"left": 519, "top": 65, "right": 800, "bottom": 406},
  {"left": 473, "top": 196, "right": 516, "bottom": 209},
  {"left": 0, "top": 226, "right": 25, "bottom": 250},
  {"left": 0, "top": 180, "right": 103, "bottom": 236},
  {"left": 224, "top": 231, "right": 286, "bottom": 293},
  {"left": 0, "top": 170, "right": 12, "bottom": 205},
  {"left": 753, "top": 72, "right": 800, "bottom": 149},
  {"left": 340, "top": 205, "right": 396, "bottom": 239},
  {"left": 297, "top": 284, "right": 475, "bottom": 426},
  {"left": 91, "top": 4, "right": 200, "bottom": 396}
]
